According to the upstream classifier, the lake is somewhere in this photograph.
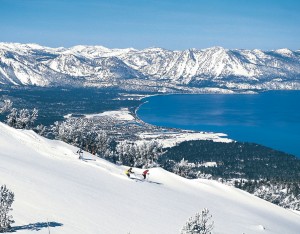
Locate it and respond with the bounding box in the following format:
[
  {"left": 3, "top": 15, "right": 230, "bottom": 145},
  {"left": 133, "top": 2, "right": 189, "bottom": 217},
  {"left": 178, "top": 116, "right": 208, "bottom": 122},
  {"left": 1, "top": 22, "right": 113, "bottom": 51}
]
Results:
[{"left": 137, "top": 91, "right": 300, "bottom": 157}]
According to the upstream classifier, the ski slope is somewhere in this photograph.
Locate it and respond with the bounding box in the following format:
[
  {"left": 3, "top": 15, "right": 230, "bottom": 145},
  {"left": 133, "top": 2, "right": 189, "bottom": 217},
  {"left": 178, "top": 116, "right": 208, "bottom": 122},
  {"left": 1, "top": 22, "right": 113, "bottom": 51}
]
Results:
[{"left": 0, "top": 122, "right": 300, "bottom": 234}]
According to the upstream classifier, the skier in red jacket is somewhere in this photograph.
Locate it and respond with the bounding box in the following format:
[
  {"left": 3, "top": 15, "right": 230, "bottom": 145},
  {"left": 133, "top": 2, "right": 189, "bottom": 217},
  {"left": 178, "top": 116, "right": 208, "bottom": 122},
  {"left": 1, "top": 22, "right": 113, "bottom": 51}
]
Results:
[{"left": 142, "top": 169, "right": 149, "bottom": 179}]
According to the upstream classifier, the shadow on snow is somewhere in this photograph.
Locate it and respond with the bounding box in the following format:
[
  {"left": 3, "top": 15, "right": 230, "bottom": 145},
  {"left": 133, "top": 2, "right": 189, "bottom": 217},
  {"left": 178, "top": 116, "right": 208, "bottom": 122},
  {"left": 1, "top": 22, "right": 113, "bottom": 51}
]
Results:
[
  {"left": 130, "top": 177, "right": 162, "bottom": 185},
  {"left": 9, "top": 221, "right": 63, "bottom": 232}
]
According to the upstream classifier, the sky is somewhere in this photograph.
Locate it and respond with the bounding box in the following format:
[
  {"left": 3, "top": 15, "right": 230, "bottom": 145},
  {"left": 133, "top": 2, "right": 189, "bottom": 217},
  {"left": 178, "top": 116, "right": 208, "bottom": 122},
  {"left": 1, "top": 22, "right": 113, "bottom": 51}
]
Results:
[{"left": 0, "top": 0, "right": 299, "bottom": 50}]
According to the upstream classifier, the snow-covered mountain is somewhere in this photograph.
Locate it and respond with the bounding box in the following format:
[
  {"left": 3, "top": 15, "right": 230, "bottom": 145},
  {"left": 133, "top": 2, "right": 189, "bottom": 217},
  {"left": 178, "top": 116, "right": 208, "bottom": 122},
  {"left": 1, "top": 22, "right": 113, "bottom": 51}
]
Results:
[
  {"left": 1, "top": 122, "right": 300, "bottom": 234},
  {"left": 1, "top": 42, "right": 300, "bottom": 91}
]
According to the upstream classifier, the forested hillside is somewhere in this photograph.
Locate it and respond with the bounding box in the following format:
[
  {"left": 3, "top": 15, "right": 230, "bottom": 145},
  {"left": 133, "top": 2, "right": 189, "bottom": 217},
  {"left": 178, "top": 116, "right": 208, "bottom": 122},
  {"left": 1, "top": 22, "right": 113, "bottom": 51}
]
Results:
[{"left": 160, "top": 140, "right": 300, "bottom": 210}]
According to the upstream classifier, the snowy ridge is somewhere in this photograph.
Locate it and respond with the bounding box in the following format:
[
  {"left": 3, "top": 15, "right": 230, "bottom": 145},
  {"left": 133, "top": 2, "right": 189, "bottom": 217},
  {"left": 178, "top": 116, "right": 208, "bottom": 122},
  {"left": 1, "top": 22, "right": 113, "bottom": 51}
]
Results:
[
  {"left": 1, "top": 122, "right": 300, "bottom": 234},
  {"left": 0, "top": 43, "right": 300, "bottom": 90}
]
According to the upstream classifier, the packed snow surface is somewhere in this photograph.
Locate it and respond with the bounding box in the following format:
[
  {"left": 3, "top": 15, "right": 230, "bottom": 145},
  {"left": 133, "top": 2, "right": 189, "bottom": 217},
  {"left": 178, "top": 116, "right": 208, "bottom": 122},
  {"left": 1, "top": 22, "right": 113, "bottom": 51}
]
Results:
[{"left": 1, "top": 122, "right": 300, "bottom": 234}]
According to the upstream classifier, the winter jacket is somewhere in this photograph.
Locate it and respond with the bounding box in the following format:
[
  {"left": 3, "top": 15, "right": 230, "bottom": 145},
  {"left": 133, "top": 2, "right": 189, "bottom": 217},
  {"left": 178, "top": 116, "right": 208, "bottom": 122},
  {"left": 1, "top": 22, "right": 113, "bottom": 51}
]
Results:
[{"left": 142, "top": 170, "right": 149, "bottom": 175}]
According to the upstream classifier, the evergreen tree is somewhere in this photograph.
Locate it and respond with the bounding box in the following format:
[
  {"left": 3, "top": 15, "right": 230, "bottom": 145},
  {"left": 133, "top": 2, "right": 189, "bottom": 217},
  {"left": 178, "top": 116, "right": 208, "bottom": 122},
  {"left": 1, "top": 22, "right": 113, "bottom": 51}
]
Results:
[
  {"left": 116, "top": 141, "right": 135, "bottom": 166},
  {"left": 0, "top": 100, "right": 13, "bottom": 114},
  {"left": 0, "top": 185, "right": 14, "bottom": 232},
  {"left": 35, "top": 124, "right": 47, "bottom": 136},
  {"left": 5, "top": 108, "right": 18, "bottom": 128},
  {"left": 16, "top": 109, "right": 31, "bottom": 129},
  {"left": 50, "top": 117, "right": 113, "bottom": 159},
  {"left": 180, "top": 208, "right": 214, "bottom": 234},
  {"left": 116, "top": 140, "right": 163, "bottom": 168},
  {"left": 5, "top": 108, "right": 38, "bottom": 129}
]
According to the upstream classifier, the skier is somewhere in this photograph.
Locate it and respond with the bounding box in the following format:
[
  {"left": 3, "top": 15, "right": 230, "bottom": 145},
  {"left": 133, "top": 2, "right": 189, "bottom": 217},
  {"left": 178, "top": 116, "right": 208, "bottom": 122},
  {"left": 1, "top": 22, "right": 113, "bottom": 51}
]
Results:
[
  {"left": 77, "top": 148, "right": 83, "bottom": 159},
  {"left": 125, "top": 167, "right": 134, "bottom": 178},
  {"left": 142, "top": 169, "right": 149, "bottom": 179}
]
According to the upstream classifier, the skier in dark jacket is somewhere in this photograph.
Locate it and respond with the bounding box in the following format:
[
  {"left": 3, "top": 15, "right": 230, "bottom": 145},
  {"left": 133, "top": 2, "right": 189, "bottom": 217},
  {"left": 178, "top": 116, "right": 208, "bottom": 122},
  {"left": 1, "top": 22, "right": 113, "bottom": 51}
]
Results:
[
  {"left": 77, "top": 148, "right": 83, "bottom": 159},
  {"left": 142, "top": 169, "right": 149, "bottom": 179}
]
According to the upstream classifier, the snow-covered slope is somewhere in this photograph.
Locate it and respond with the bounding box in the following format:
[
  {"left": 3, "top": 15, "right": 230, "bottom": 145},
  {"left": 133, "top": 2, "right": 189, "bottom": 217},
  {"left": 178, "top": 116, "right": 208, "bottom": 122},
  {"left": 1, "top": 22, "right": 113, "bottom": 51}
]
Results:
[
  {"left": 1, "top": 122, "right": 300, "bottom": 234},
  {"left": 0, "top": 43, "right": 300, "bottom": 90}
]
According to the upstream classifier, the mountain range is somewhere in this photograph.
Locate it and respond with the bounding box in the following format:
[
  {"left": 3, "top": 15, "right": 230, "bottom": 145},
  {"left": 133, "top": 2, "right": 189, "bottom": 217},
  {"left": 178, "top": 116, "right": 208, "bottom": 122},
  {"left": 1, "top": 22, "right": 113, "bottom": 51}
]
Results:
[{"left": 1, "top": 42, "right": 300, "bottom": 92}]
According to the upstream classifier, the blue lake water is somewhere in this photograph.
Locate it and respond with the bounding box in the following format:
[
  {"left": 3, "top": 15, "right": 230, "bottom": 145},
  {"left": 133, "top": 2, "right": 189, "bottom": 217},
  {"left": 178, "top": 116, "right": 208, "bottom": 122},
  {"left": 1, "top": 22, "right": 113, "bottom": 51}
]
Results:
[{"left": 137, "top": 91, "right": 300, "bottom": 157}]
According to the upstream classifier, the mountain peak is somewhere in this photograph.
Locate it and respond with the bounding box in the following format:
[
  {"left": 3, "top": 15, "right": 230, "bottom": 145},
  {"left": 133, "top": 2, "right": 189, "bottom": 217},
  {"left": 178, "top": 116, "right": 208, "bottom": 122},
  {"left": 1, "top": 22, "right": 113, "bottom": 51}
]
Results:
[
  {"left": 69, "top": 44, "right": 110, "bottom": 51},
  {"left": 205, "top": 46, "right": 227, "bottom": 51},
  {"left": 274, "top": 48, "right": 294, "bottom": 56}
]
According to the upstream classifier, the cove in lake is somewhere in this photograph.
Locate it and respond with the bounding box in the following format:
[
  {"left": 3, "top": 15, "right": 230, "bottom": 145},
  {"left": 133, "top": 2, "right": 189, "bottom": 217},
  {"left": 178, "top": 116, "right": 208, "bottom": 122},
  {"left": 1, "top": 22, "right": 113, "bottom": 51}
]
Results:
[{"left": 137, "top": 91, "right": 300, "bottom": 158}]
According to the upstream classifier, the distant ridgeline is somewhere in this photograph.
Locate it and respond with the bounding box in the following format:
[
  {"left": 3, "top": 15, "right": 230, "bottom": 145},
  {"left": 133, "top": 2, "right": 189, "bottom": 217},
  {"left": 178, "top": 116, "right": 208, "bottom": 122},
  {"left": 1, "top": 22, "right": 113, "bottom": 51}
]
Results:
[
  {"left": 1, "top": 43, "right": 300, "bottom": 91},
  {"left": 160, "top": 140, "right": 300, "bottom": 210}
]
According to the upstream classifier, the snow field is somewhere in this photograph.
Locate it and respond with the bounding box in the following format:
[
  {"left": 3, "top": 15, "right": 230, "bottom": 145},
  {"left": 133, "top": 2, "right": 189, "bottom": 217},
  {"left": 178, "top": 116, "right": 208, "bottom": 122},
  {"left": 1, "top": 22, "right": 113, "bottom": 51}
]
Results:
[{"left": 1, "top": 122, "right": 300, "bottom": 234}]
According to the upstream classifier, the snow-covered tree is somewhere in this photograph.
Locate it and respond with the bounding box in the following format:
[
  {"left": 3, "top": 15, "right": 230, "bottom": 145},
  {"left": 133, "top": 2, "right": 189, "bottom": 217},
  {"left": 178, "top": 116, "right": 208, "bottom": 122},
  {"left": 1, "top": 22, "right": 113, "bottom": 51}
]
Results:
[
  {"left": 16, "top": 109, "right": 31, "bottom": 129},
  {"left": 0, "top": 99, "right": 13, "bottom": 114},
  {"left": 29, "top": 108, "right": 38, "bottom": 128},
  {"left": 35, "top": 124, "right": 47, "bottom": 136},
  {"left": 0, "top": 185, "right": 14, "bottom": 232},
  {"left": 5, "top": 108, "right": 38, "bottom": 129},
  {"left": 51, "top": 118, "right": 113, "bottom": 158},
  {"left": 180, "top": 208, "right": 214, "bottom": 234},
  {"left": 93, "top": 130, "right": 111, "bottom": 156},
  {"left": 116, "top": 141, "right": 135, "bottom": 166},
  {"left": 116, "top": 140, "right": 164, "bottom": 168},
  {"left": 5, "top": 108, "right": 18, "bottom": 128},
  {"left": 135, "top": 141, "right": 164, "bottom": 168}
]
